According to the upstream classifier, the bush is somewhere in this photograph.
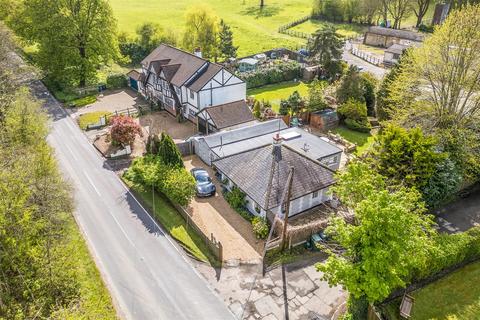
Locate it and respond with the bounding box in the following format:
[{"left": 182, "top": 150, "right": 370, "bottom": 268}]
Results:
[
  {"left": 106, "top": 74, "right": 128, "bottom": 89},
  {"left": 109, "top": 115, "right": 142, "bottom": 145},
  {"left": 345, "top": 118, "right": 371, "bottom": 132},
  {"left": 252, "top": 217, "right": 269, "bottom": 239},
  {"left": 410, "top": 227, "right": 480, "bottom": 281},
  {"left": 225, "top": 186, "right": 246, "bottom": 210},
  {"left": 418, "top": 24, "right": 434, "bottom": 33},
  {"left": 239, "top": 61, "right": 302, "bottom": 89}
]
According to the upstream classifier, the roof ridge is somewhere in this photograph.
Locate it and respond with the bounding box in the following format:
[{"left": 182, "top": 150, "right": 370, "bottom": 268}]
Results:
[{"left": 161, "top": 43, "right": 208, "bottom": 63}]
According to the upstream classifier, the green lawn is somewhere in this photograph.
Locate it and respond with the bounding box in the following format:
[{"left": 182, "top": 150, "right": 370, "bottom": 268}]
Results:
[
  {"left": 110, "top": 0, "right": 310, "bottom": 56},
  {"left": 78, "top": 111, "right": 112, "bottom": 130},
  {"left": 290, "top": 19, "right": 367, "bottom": 38},
  {"left": 247, "top": 81, "right": 309, "bottom": 112},
  {"left": 383, "top": 261, "right": 480, "bottom": 320},
  {"left": 122, "top": 177, "right": 219, "bottom": 266},
  {"left": 331, "top": 125, "right": 372, "bottom": 146}
]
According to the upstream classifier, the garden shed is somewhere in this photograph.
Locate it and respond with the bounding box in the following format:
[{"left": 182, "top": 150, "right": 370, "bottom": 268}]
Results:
[
  {"left": 238, "top": 58, "right": 259, "bottom": 72},
  {"left": 126, "top": 70, "right": 142, "bottom": 91}
]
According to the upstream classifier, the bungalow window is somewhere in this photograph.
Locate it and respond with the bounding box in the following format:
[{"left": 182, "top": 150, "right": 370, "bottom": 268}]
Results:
[
  {"left": 254, "top": 203, "right": 261, "bottom": 213},
  {"left": 281, "top": 202, "right": 287, "bottom": 214},
  {"left": 312, "top": 191, "right": 319, "bottom": 199},
  {"left": 189, "top": 90, "right": 194, "bottom": 99}
]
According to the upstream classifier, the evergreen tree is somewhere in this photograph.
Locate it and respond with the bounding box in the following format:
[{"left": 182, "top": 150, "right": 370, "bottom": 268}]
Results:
[
  {"left": 279, "top": 99, "right": 290, "bottom": 116},
  {"left": 218, "top": 19, "right": 238, "bottom": 60},
  {"left": 253, "top": 100, "right": 262, "bottom": 119},
  {"left": 158, "top": 132, "right": 184, "bottom": 168}
]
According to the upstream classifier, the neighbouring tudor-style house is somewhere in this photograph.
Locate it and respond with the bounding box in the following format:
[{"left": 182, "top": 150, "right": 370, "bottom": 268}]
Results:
[{"left": 130, "top": 44, "right": 253, "bottom": 134}]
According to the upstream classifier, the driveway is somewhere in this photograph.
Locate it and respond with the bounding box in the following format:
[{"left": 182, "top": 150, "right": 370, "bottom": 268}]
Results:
[
  {"left": 342, "top": 44, "right": 387, "bottom": 79},
  {"left": 435, "top": 184, "right": 480, "bottom": 233},
  {"left": 139, "top": 111, "right": 197, "bottom": 143},
  {"left": 73, "top": 88, "right": 148, "bottom": 116},
  {"left": 196, "top": 255, "right": 347, "bottom": 320},
  {"left": 184, "top": 155, "right": 264, "bottom": 264}
]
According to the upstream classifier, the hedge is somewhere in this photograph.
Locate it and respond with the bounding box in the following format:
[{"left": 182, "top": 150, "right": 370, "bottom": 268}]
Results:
[
  {"left": 106, "top": 74, "right": 128, "bottom": 89},
  {"left": 239, "top": 61, "right": 302, "bottom": 89}
]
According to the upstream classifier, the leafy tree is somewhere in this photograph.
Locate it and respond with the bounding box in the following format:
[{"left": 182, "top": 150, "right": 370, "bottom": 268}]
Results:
[
  {"left": 422, "top": 158, "right": 462, "bottom": 208},
  {"left": 160, "top": 166, "right": 196, "bottom": 206},
  {"left": 369, "top": 124, "right": 445, "bottom": 190},
  {"left": 308, "top": 25, "right": 345, "bottom": 79},
  {"left": 307, "top": 79, "right": 328, "bottom": 112},
  {"left": 253, "top": 100, "right": 262, "bottom": 119},
  {"left": 12, "top": 0, "right": 118, "bottom": 87},
  {"left": 318, "top": 185, "right": 435, "bottom": 303},
  {"left": 338, "top": 98, "right": 371, "bottom": 132},
  {"left": 279, "top": 99, "right": 290, "bottom": 116},
  {"left": 158, "top": 132, "right": 184, "bottom": 168},
  {"left": 361, "top": 72, "right": 377, "bottom": 116},
  {"left": 413, "top": 0, "right": 431, "bottom": 27},
  {"left": 319, "top": 162, "right": 435, "bottom": 303},
  {"left": 109, "top": 115, "right": 142, "bottom": 146},
  {"left": 287, "top": 90, "right": 303, "bottom": 115},
  {"left": 376, "top": 56, "right": 404, "bottom": 121},
  {"left": 336, "top": 66, "right": 365, "bottom": 105},
  {"left": 218, "top": 19, "right": 237, "bottom": 60},
  {"left": 182, "top": 5, "right": 219, "bottom": 60},
  {"left": 343, "top": 0, "right": 361, "bottom": 23},
  {"left": 146, "top": 134, "right": 161, "bottom": 155},
  {"left": 313, "top": 0, "right": 345, "bottom": 22},
  {"left": 358, "top": 0, "right": 382, "bottom": 24},
  {"left": 385, "top": 0, "right": 413, "bottom": 29}
]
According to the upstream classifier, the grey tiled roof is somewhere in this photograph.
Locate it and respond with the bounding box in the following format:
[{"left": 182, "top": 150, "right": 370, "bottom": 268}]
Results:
[
  {"left": 367, "top": 26, "right": 425, "bottom": 42},
  {"left": 187, "top": 63, "right": 223, "bottom": 92},
  {"left": 213, "top": 144, "right": 336, "bottom": 210},
  {"left": 205, "top": 100, "right": 254, "bottom": 129}
]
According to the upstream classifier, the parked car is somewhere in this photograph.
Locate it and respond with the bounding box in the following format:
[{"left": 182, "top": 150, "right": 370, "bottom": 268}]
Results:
[{"left": 190, "top": 168, "right": 216, "bottom": 197}]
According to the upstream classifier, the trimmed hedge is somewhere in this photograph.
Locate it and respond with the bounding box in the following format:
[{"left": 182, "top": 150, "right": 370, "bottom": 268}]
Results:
[
  {"left": 411, "top": 227, "right": 480, "bottom": 282},
  {"left": 239, "top": 61, "right": 302, "bottom": 89},
  {"left": 106, "top": 74, "right": 128, "bottom": 89},
  {"left": 345, "top": 118, "right": 371, "bottom": 133}
]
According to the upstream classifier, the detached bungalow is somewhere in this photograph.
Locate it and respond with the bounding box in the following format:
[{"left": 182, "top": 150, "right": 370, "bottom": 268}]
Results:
[
  {"left": 131, "top": 44, "right": 252, "bottom": 133},
  {"left": 214, "top": 135, "right": 336, "bottom": 220}
]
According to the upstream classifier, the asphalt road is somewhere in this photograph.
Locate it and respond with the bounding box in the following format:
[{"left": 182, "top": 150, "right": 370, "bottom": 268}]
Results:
[{"left": 31, "top": 80, "right": 234, "bottom": 320}]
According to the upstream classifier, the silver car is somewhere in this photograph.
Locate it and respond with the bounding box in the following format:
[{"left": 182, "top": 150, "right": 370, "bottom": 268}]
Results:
[{"left": 190, "top": 168, "right": 216, "bottom": 197}]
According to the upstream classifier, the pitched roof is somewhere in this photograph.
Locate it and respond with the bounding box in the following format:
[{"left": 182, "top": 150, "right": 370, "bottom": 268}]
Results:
[
  {"left": 187, "top": 63, "right": 223, "bottom": 92},
  {"left": 213, "top": 144, "right": 336, "bottom": 210},
  {"left": 386, "top": 43, "right": 409, "bottom": 54},
  {"left": 204, "top": 100, "right": 254, "bottom": 129},
  {"left": 142, "top": 44, "right": 207, "bottom": 87},
  {"left": 367, "top": 26, "right": 425, "bottom": 42},
  {"left": 127, "top": 70, "right": 141, "bottom": 81}
]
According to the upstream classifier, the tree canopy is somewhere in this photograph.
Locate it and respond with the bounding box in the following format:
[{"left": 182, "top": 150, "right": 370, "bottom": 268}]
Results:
[
  {"left": 182, "top": 5, "right": 220, "bottom": 60},
  {"left": 11, "top": 0, "right": 118, "bottom": 87}
]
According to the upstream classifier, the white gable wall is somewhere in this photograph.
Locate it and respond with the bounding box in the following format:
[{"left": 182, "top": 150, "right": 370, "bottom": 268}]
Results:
[{"left": 198, "top": 70, "right": 246, "bottom": 109}]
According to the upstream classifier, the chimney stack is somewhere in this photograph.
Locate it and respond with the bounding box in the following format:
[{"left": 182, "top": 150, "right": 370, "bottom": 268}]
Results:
[
  {"left": 272, "top": 133, "right": 283, "bottom": 162},
  {"left": 194, "top": 47, "right": 202, "bottom": 58}
]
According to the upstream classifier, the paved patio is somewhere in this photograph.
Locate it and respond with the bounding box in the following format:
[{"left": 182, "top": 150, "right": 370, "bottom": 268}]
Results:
[
  {"left": 195, "top": 256, "right": 347, "bottom": 320},
  {"left": 73, "top": 88, "right": 147, "bottom": 116},
  {"left": 139, "top": 111, "right": 197, "bottom": 143}
]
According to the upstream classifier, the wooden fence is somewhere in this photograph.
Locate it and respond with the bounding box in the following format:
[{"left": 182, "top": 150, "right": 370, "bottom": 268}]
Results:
[
  {"left": 175, "top": 140, "right": 194, "bottom": 157},
  {"left": 172, "top": 202, "right": 223, "bottom": 263}
]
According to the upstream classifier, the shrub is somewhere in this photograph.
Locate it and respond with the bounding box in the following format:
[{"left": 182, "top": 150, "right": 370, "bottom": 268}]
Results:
[
  {"left": 338, "top": 99, "right": 371, "bottom": 132},
  {"left": 279, "top": 99, "right": 290, "bottom": 116},
  {"left": 345, "top": 118, "right": 371, "bottom": 132},
  {"left": 225, "top": 186, "right": 246, "bottom": 210},
  {"left": 109, "top": 115, "right": 142, "bottom": 145},
  {"left": 239, "top": 61, "right": 302, "bottom": 89},
  {"left": 418, "top": 24, "right": 434, "bottom": 33},
  {"left": 106, "top": 74, "right": 128, "bottom": 89},
  {"left": 252, "top": 217, "right": 269, "bottom": 239},
  {"left": 157, "top": 132, "right": 184, "bottom": 168}
]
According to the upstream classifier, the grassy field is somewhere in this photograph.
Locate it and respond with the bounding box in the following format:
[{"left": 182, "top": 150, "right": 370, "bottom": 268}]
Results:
[
  {"left": 110, "top": 0, "right": 310, "bottom": 56},
  {"left": 247, "top": 81, "right": 309, "bottom": 112},
  {"left": 383, "top": 261, "right": 480, "bottom": 320},
  {"left": 290, "top": 19, "right": 367, "bottom": 38},
  {"left": 122, "top": 177, "right": 219, "bottom": 266}
]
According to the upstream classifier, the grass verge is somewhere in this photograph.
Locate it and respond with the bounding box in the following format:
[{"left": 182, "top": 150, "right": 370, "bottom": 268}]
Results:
[
  {"left": 53, "top": 217, "right": 117, "bottom": 319},
  {"left": 247, "top": 81, "right": 309, "bottom": 112},
  {"left": 381, "top": 260, "right": 480, "bottom": 320},
  {"left": 122, "top": 176, "right": 220, "bottom": 266},
  {"left": 78, "top": 111, "right": 112, "bottom": 130},
  {"left": 290, "top": 19, "right": 367, "bottom": 38}
]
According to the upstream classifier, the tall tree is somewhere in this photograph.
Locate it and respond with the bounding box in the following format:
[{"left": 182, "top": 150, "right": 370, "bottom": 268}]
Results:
[
  {"left": 12, "top": 0, "right": 118, "bottom": 87},
  {"left": 218, "top": 19, "right": 238, "bottom": 60},
  {"left": 182, "top": 5, "right": 219, "bottom": 60},
  {"left": 317, "top": 162, "right": 435, "bottom": 304},
  {"left": 413, "top": 0, "right": 431, "bottom": 27},
  {"left": 386, "top": 0, "right": 413, "bottom": 28},
  {"left": 158, "top": 132, "right": 184, "bottom": 168},
  {"left": 308, "top": 25, "right": 345, "bottom": 79}
]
